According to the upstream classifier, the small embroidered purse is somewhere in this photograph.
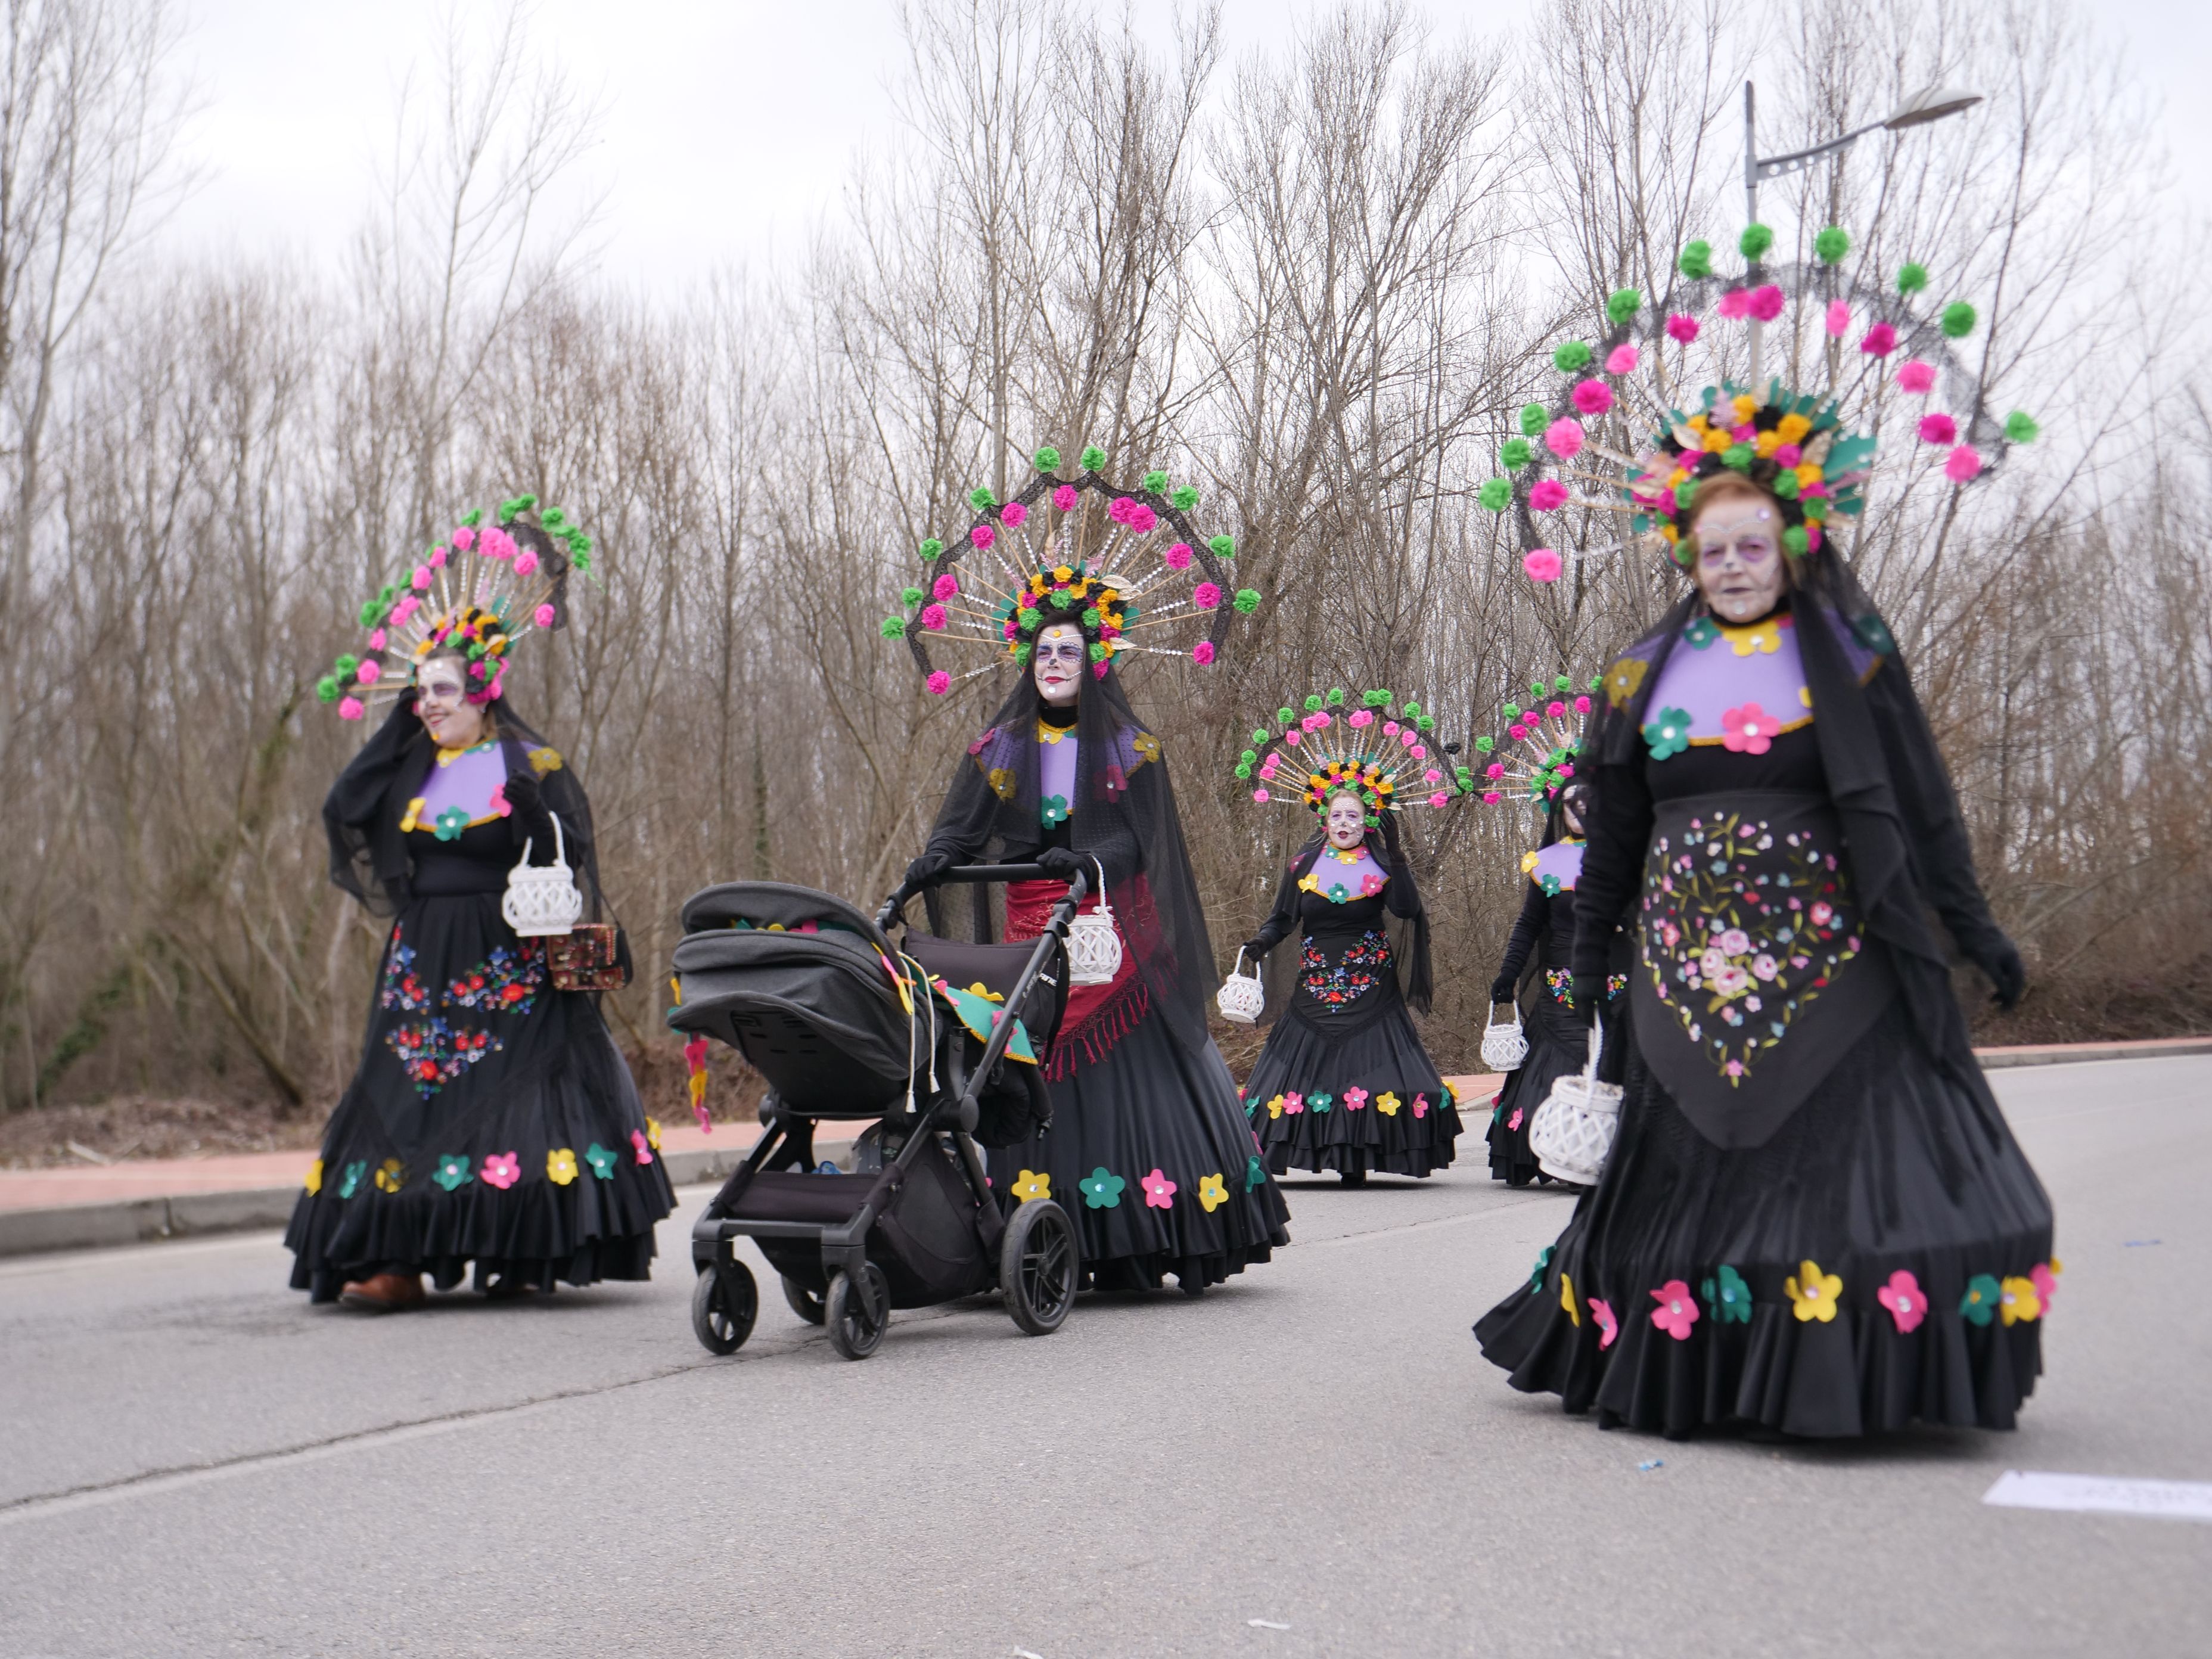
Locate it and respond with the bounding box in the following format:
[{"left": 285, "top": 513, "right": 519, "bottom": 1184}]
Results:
[{"left": 549, "top": 922, "right": 629, "bottom": 992}]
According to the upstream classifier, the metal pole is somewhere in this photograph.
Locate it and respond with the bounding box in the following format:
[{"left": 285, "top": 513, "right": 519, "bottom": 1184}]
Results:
[{"left": 1744, "top": 80, "right": 1763, "bottom": 389}]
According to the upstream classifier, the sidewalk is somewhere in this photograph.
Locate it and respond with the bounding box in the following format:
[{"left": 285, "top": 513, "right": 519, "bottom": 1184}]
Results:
[{"left": 2, "top": 1037, "right": 2204, "bottom": 1257}]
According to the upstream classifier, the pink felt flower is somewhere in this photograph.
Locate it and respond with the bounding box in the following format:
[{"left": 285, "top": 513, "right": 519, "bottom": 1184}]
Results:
[
  {"left": 932, "top": 573, "right": 961, "bottom": 600},
  {"left": 1283, "top": 1093, "right": 1304, "bottom": 1114},
  {"left": 1164, "top": 541, "right": 1194, "bottom": 570},
  {"left": 412, "top": 564, "right": 433, "bottom": 592},
  {"left": 1422, "top": 768, "right": 1442, "bottom": 784},
  {"left": 483, "top": 528, "right": 517, "bottom": 561},
  {"left": 1506, "top": 1107, "right": 1522, "bottom": 1130},
  {"left": 1918, "top": 412, "right": 1958, "bottom": 446},
  {"left": 534, "top": 602, "right": 557, "bottom": 628},
  {"left": 1193, "top": 582, "right": 1222, "bottom": 610},
  {"left": 1282, "top": 728, "right": 1301, "bottom": 747},
  {"left": 1897, "top": 359, "right": 1937, "bottom": 394},
  {"left": 487, "top": 784, "right": 512, "bottom": 819},
  {"left": 356, "top": 658, "right": 381, "bottom": 684},
  {"left": 919, "top": 604, "right": 947, "bottom": 631},
  {"left": 1860, "top": 321, "right": 1897, "bottom": 357},
  {"left": 1092, "top": 660, "right": 1110, "bottom": 679},
  {"left": 1108, "top": 495, "right": 1132, "bottom": 524},
  {"left": 1875, "top": 1268, "right": 1927, "bottom": 1333},
  {"left": 1141, "top": 1167, "right": 1176, "bottom": 1208},
  {"left": 1127, "top": 503, "right": 1157, "bottom": 534},
  {"left": 1721, "top": 702, "right": 1778, "bottom": 755},
  {"left": 1251, "top": 787, "right": 1269, "bottom": 803},
  {"left": 1528, "top": 480, "right": 1569, "bottom": 512},
  {"left": 1717, "top": 288, "right": 1751, "bottom": 319},
  {"left": 338, "top": 696, "right": 364, "bottom": 720},
  {"left": 1571, "top": 378, "right": 1614, "bottom": 417},
  {"left": 1348, "top": 709, "right": 1373, "bottom": 728},
  {"left": 1412, "top": 1093, "right": 1429, "bottom": 1119},
  {"left": 1605, "top": 343, "right": 1640, "bottom": 375},
  {"left": 1649, "top": 1279, "right": 1700, "bottom": 1340},
  {"left": 1590, "top": 1297, "right": 1620, "bottom": 1349},
  {"left": 1428, "top": 790, "right": 1448, "bottom": 807},
  {"left": 1344, "top": 1087, "right": 1369, "bottom": 1111},
  {"left": 1945, "top": 445, "right": 1983, "bottom": 481},
  {"left": 1544, "top": 418, "right": 1585, "bottom": 459},
  {"left": 451, "top": 527, "right": 477, "bottom": 551},
  {"left": 999, "top": 499, "right": 1028, "bottom": 527},
  {"left": 1482, "top": 791, "right": 1502, "bottom": 804},
  {"left": 926, "top": 670, "right": 951, "bottom": 696},
  {"left": 1749, "top": 284, "right": 1785, "bottom": 322},
  {"left": 428, "top": 546, "right": 450, "bottom": 570},
  {"left": 1191, "top": 640, "right": 1216, "bottom": 666},
  {"left": 1052, "top": 483, "right": 1077, "bottom": 512},
  {"left": 480, "top": 1151, "right": 521, "bottom": 1190},
  {"left": 1774, "top": 443, "right": 1802, "bottom": 468},
  {"left": 1666, "top": 313, "right": 1701, "bottom": 344},
  {"left": 630, "top": 1129, "right": 654, "bottom": 1166},
  {"left": 2031, "top": 1260, "right": 2062, "bottom": 1306},
  {"left": 1574, "top": 694, "right": 1592, "bottom": 714},
  {"left": 970, "top": 523, "right": 995, "bottom": 549},
  {"left": 1825, "top": 299, "right": 1850, "bottom": 337},
  {"left": 513, "top": 548, "right": 539, "bottom": 576}
]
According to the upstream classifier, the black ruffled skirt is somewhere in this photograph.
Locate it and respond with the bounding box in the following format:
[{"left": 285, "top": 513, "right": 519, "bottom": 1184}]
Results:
[
  {"left": 286, "top": 894, "right": 675, "bottom": 1300},
  {"left": 1474, "top": 998, "right": 2055, "bottom": 1438},
  {"left": 1243, "top": 999, "right": 1459, "bottom": 1178},
  {"left": 987, "top": 1008, "right": 1291, "bottom": 1290},
  {"left": 1486, "top": 992, "right": 1618, "bottom": 1185}
]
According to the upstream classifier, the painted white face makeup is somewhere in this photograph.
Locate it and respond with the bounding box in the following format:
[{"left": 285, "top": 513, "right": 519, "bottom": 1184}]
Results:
[
  {"left": 415, "top": 661, "right": 484, "bottom": 748},
  {"left": 1033, "top": 621, "right": 1085, "bottom": 707},
  {"left": 1325, "top": 792, "right": 1368, "bottom": 849},
  {"left": 1691, "top": 496, "right": 1787, "bottom": 624}
]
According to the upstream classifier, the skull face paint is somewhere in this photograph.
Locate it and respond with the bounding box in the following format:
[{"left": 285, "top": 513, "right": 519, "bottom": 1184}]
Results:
[
  {"left": 1032, "top": 620, "right": 1085, "bottom": 707},
  {"left": 1325, "top": 791, "right": 1368, "bottom": 849},
  {"left": 1690, "top": 496, "right": 1787, "bottom": 624}
]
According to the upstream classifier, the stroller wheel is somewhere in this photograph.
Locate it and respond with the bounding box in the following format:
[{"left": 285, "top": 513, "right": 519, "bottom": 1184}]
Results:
[
  {"left": 825, "top": 1264, "right": 889, "bottom": 1360},
  {"left": 691, "top": 1262, "right": 757, "bottom": 1356},
  {"left": 1001, "top": 1199, "right": 1078, "bottom": 1335},
  {"left": 781, "top": 1275, "right": 828, "bottom": 1326}
]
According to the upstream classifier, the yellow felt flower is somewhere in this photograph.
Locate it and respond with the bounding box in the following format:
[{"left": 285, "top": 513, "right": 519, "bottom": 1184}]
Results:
[
  {"left": 1999, "top": 1275, "right": 2042, "bottom": 1325},
  {"left": 1702, "top": 428, "right": 1733, "bottom": 453},
  {"left": 1777, "top": 412, "right": 1813, "bottom": 444},
  {"left": 1520, "top": 850, "right": 1540, "bottom": 875},
  {"left": 645, "top": 1117, "right": 663, "bottom": 1150},
  {"left": 1605, "top": 656, "right": 1649, "bottom": 709},
  {"left": 1785, "top": 1259, "right": 1843, "bottom": 1322},
  {"left": 527, "top": 746, "right": 564, "bottom": 775},
  {"left": 1722, "top": 617, "right": 1785, "bottom": 657},
  {"left": 1661, "top": 523, "right": 1680, "bottom": 544},
  {"left": 1011, "top": 1168, "right": 1051, "bottom": 1204},
  {"left": 1687, "top": 412, "right": 1710, "bottom": 434},
  {"left": 1794, "top": 462, "right": 1824, "bottom": 488},
  {"left": 1375, "top": 1091, "right": 1401, "bottom": 1117},
  {"left": 1265, "top": 1094, "right": 1287, "bottom": 1120},
  {"left": 1560, "top": 1270, "right": 1581, "bottom": 1327},
  {"left": 1731, "top": 393, "right": 1758, "bottom": 423},
  {"left": 546, "top": 1147, "right": 579, "bottom": 1185},
  {"left": 964, "top": 981, "right": 1005, "bottom": 1003},
  {"left": 373, "top": 1157, "right": 405, "bottom": 1194},
  {"left": 1754, "top": 428, "right": 1784, "bottom": 458},
  {"left": 398, "top": 797, "right": 427, "bottom": 833},
  {"left": 1198, "top": 1173, "right": 1228, "bottom": 1213},
  {"left": 1052, "top": 565, "right": 1073, "bottom": 583},
  {"left": 1297, "top": 873, "right": 1321, "bottom": 894},
  {"left": 303, "top": 1159, "right": 324, "bottom": 1195}
]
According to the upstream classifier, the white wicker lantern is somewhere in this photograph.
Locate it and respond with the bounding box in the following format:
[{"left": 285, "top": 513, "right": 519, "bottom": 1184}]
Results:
[
  {"left": 1216, "top": 949, "right": 1265, "bottom": 1025},
  {"left": 502, "top": 813, "right": 584, "bottom": 937}
]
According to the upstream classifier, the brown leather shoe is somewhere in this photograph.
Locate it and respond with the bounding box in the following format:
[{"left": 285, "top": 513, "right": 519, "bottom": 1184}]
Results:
[{"left": 338, "top": 1272, "right": 426, "bottom": 1312}]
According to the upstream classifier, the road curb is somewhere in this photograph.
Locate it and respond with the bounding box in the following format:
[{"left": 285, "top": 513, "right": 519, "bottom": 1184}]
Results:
[{"left": 1972, "top": 1037, "right": 2212, "bottom": 1070}]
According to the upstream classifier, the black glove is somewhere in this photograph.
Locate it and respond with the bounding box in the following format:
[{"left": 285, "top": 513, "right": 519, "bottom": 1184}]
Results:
[
  {"left": 502, "top": 768, "right": 555, "bottom": 845},
  {"left": 1034, "top": 846, "right": 1085, "bottom": 881},
  {"left": 903, "top": 850, "right": 953, "bottom": 888},
  {"left": 1976, "top": 935, "right": 2027, "bottom": 1011},
  {"left": 1489, "top": 973, "right": 1517, "bottom": 1005},
  {"left": 1241, "top": 937, "right": 1274, "bottom": 962},
  {"left": 1568, "top": 973, "right": 1604, "bottom": 1026}
]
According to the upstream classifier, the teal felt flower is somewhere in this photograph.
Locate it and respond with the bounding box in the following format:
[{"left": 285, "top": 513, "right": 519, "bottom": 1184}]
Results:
[
  {"left": 1307, "top": 1092, "right": 1334, "bottom": 1114},
  {"left": 1528, "top": 1245, "right": 1554, "bottom": 1293},
  {"left": 337, "top": 1159, "right": 367, "bottom": 1200},
  {"left": 1245, "top": 1154, "right": 1266, "bottom": 1191},
  {"left": 433, "top": 805, "right": 470, "bottom": 841},
  {"left": 1080, "top": 1166, "right": 1126, "bottom": 1208},
  {"left": 1960, "top": 1273, "right": 2002, "bottom": 1326},
  {"left": 1853, "top": 614, "right": 1896, "bottom": 655},
  {"left": 1642, "top": 707, "right": 1692, "bottom": 760},
  {"left": 585, "top": 1142, "right": 620, "bottom": 1180},
  {"left": 1539, "top": 874, "right": 1563, "bottom": 897},
  {"left": 432, "top": 1152, "right": 471, "bottom": 1192},
  {"left": 1040, "top": 794, "right": 1070, "bottom": 827},
  {"left": 1701, "top": 1263, "right": 1753, "bottom": 1324},
  {"left": 1682, "top": 616, "right": 1720, "bottom": 650}
]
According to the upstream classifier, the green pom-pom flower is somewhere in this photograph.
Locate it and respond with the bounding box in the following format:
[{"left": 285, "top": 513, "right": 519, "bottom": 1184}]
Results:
[
  {"left": 1503, "top": 701, "right": 1521, "bottom": 719},
  {"left": 1772, "top": 471, "right": 1801, "bottom": 500},
  {"left": 1080, "top": 445, "right": 1107, "bottom": 471},
  {"left": 1500, "top": 437, "right": 1531, "bottom": 470},
  {"left": 459, "top": 509, "right": 483, "bottom": 528},
  {"left": 1673, "top": 480, "right": 1697, "bottom": 509},
  {"left": 1553, "top": 340, "right": 1593, "bottom": 373},
  {"left": 968, "top": 484, "right": 996, "bottom": 510},
  {"left": 1142, "top": 470, "right": 1169, "bottom": 493},
  {"left": 919, "top": 537, "right": 943, "bottom": 561},
  {"left": 358, "top": 599, "right": 384, "bottom": 627},
  {"left": 1897, "top": 262, "right": 1928, "bottom": 294},
  {"left": 2004, "top": 410, "right": 2039, "bottom": 444},
  {"left": 1739, "top": 223, "right": 1774, "bottom": 260},
  {"left": 1403, "top": 700, "right": 1422, "bottom": 718},
  {"left": 1326, "top": 687, "right": 1346, "bottom": 706},
  {"left": 1553, "top": 674, "right": 1571, "bottom": 692},
  {"left": 1013, "top": 643, "right": 1032, "bottom": 665},
  {"left": 1239, "top": 749, "right": 1257, "bottom": 766},
  {"left": 1171, "top": 484, "right": 1198, "bottom": 509},
  {"left": 1033, "top": 446, "right": 1061, "bottom": 471},
  {"left": 1233, "top": 588, "right": 1260, "bottom": 614},
  {"left": 566, "top": 532, "right": 592, "bottom": 555},
  {"left": 1477, "top": 479, "right": 1511, "bottom": 512},
  {"left": 1208, "top": 533, "right": 1236, "bottom": 560},
  {"left": 1081, "top": 606, "right": 1102, "bottom": 626},
  {"left": 334, "top": 654, "right": 359, "bottom": 676},
  {"left": 1814, "top": 226, "right": 1850, "bottom": 265},
  {"left": 1048, "top": 588, "right": 1073, "bottom": 609},
  {"left": 1088, "top": 641, "right": 1108, "bottom": 663},
  {"left": 1722, "top": 443, "right": 1754, "bottom": 471},
  {"left": 1782, "top": 524, "right": 1809, "bottom": 557},
  {"left": 1416, "top": 715, "right": 1434, "bottom": 732},
  {"left": 315, "top": 675, "right": 340, "bottom": 704},
  {"left": 1303, "top": 694, "right": 1324, "bottom": 712},
  {"left": 1276, "top": 707, "right": 1295, "bottom": 725},
  {"left": 1605, "top": 288, "right": 1642, "bottom": 325},
  {"left": 1940, "top": 301, "right": 1977, "bottom": 339},
  {"left": 901, "top": 586, "right": 925, "bottom": 606},
  {"left": 570, "top": 549, "right": 592, "bottom": 574},
  {"left": 880, "top": 616, "right": 906, "bottom": 639},
  {"left": 1678, "top": 240, "right": 1712, "bottom": 278},
  {"left": 1520, "top": 402, "right": 1548, "bottom": 437},
  {"left": 1363, "top": 688, "right": 1391, "bottom": 706},
  {"left": 1234, "top": 763, "right": 1251, "bottom": 780},
  {"left": 1474, "top": 735, "right": 1493, "bottom": 754}
]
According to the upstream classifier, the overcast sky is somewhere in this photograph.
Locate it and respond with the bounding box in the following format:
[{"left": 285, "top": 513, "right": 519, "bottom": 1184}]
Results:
[{"left": 162, "top": 0, "right": 2210, "bottom": 296}]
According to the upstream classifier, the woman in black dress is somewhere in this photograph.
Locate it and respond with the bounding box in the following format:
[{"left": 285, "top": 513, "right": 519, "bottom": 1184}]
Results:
[
  {"left": 287, "top": 504, "right": 672, "bottom": 1310},
  {"left": 1475, "top": 458, "right": 2053, "bottom": 1437},
  {"left": 1234, "top": 690, "right": 1463, "bottom": 1184}
]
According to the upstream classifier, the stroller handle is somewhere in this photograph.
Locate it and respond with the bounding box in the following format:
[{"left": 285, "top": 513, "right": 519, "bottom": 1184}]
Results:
[{"left": 878, "top": 863, "right": 1090, "bottom": 929}]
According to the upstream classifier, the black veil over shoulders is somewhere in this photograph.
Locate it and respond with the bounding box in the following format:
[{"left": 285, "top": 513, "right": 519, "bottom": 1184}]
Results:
[
  {"left": 922, "top": 664, "right": 1218, "bottom": 1059},
  {"left": 1249, "top": 812, "right": 1434, "bottom": 1017}
]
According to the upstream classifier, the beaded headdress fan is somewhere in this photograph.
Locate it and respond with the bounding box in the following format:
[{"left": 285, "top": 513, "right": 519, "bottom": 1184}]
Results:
[
  {"left": 1472, "top": 673, "right": 1598, "bottom": 806},
  {"left": 884, "top": 445, "right": 1259, "bottom": 694},
  {"left": 1235, "top": 688, "right": 1473, "bottom": 826},
  {"left": 1478, "top": 225, "right": 2037, "bottom": 583},
  {"left": 317, "top": 495, "right": 592, "bottom": 719}
]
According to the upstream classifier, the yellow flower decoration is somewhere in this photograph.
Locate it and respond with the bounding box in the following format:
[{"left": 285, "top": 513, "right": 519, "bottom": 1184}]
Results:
[
  {"left": 1731, "top": 393, "right": 1758, "bottom": 422},
  {"left": 546, "top": 1147, "right": 579, "bottom": 1185},
  {"left": 964, "top": 981, "right": 1005, "bottom": 1003},
  {"left": 1051, "top": 565, "right": 1073, "bottom": 583},
  {"left": 1375, "top": 1091, "right": 1401, "bottom": 1117},
  {"left": 1011, "top": 1168, "right": 1051, "bottom": 1204},
  {"left": 1131, "top": 732, "right": 1162, "bottom": 766},
  {"left": 1605, "top": 655, "right": 1649, "bottom": 710},
  {"left": 373, "top": 1157, "right": 405, "bottom": 1194},
  {"left": 645, "top": 1117, "right": 663, "bottom": 1151},
  {"left": 1793, "top": 462, "right": 1824, "bottom": 489},
  {"left": 527, "top": 746, "right": 564, "bottom": 775},
  {"left": 1520, "top": 850, "right": 1541, "bottom": 875},
  {"left": 1560, "top": 1269, "right": 1581, "bottom": 1327},
  {"left": 1785, "top": 1259, "right": 1843, "bottom": 1322},
  {"left": 1776, "top": 411, "right": 1813, "bottom": 444},
  {"left": 1297, "top": 872, "right": 1321, "bottom": 894},
  {"left": 1999, "top": 1275, "right": 2042, "bottom": 1325},
  {"left": 398, "top": 797, "right": 428, "bottom": 833},
  {"left": 1702, "top": 428, "right": 1732, "bottom": 453},
  {"left": 1265, "top": 1094, "right": 1287, "bottom": 1120},
  {"left": 1754, "top": 428, "right": 1784, "bottom": 458},
  {"left": 986, "top": 766, "right": 1017, "bottom": 801},
  {"left": 1720, "top": 617, "right": 1784, "bottom": 657},
  {"left": 1198, "top": 1173, "right": 1228, "bottom": 1213},
  {"left": 303, "top": 1159, "right": 324, "bottom": 1195}
]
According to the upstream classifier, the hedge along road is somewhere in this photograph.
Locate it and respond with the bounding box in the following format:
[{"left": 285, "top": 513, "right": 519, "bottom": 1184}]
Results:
[{"left": 0, "top": 1057, "right": 2204, "bottom": 1658}]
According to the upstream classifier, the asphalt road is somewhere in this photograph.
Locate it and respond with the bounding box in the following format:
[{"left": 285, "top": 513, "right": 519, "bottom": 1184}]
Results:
[{"left": 2, "top": 1057, "right": 2206, "bottom": 1658}]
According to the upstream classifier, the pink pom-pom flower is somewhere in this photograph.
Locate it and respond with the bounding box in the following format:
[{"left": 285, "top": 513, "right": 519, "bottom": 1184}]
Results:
[
  {"left": 1897, "top": 359, "right": 1936, "bottom": 394},
  {"left": 971, "top": 523, "right": 995, "bottom": 549},
  {"left": 919, "top": 604, "right": 947, "bottom": 631},
  {"left": 428, "top": 547, "right": 448, "bottom": 569},
  {"left": 1944, "top": 444, "right": 1983, "bottom": 482},
  {"left": 1605, "top": 343, "right": 1639, "bottom": 375},
  {"left": 1052, "top": 484, "right": 1078, "bottom": 512},
  {"left": 926, "top": 670, "right": 951, "bottom": 696},
  {"left": 1574, "top": 694, "right": 1591, "bottom": 713},
  {"left": 451, "top": 527, "right": 476, "bottom": 551},
  {"left": 1749, "top": 284, "right": 1784, "bottom": 322},
  {"left": 338, "top": 696, "right": 364, "bottom": 720},
  {"left": 1108, "top": 495, "right": 1133, "bottom": 524},
  {"left": 1717, "top": 288, "right": 1750, "bottom": 319},
  {"left": 1252, "top": 788, "right": 1269, "bottom": 803},
  {"left": 1485, "top": 762, "right": 1504, "bottom": 779},
  {"left": 1428, "top": 791, "right": 1449, "bottom": 808},
  {"left": 1825, "top": 299, "right": 1850, "bottom": 337},
  {"left": 1192, "top": 639, "right": 1216, "bottom": 666},
  {"left": 1571, "top": 378, "right": 1614, "bottom": 417},
  {"left": 1348, "top": 709, "right": 1373, "bottom": 728},
  {"left": 1282, "top": 729, "right": 1301, "bottom": 747},
  {"left": 1382, "top": 722, "right": 1399, "bottom": 737},
  {"left": 1918, "top": 412, "right": 1958, "bottom": 446},
  {"left": 1860, "top": 321, "right": 1897, "bottom": 357},
  {"left": 1193, "top": 582, "right": 1222, "bottom": 610},
  {"left": 356, "top": 659, "right": 381, "bottom": 684},
  {"left": 1128, "top": 504, "right": 1157, "bottom": 534},
  {"left": 534, "top": 602, "right": 557, "bottom": 627},
  {"left": 1423, "top": 768, "right": 1443, "bottom": 784},
  {"left": 1482, "top": 790, "right": 1502, "bottom": 804},
  {"left": 1001, "top": 500, "right": 1027, "bottom": 527},
  {"left": 1164, "top": 541, "right": 1193, "bottom": 570},
  {"left": 1544, "top": 418, "right": 1585, "bottom": 459},
  {"left": 932, "top": 573, "right": 960, "bottom": 600},
  {"left": 1092, "top": 660, "right": 1110, "bottom": 679},
  {"left": 1775, "top": 443, "right": 1802, "bottom": 468},
  {"left": 367, "top": 628, "right": 386, "bottom": 651},
  {"left": 481, "top": 527, "right": 515, "bottom": 561},
  {"left": 1666, "top": 314, "right": 1700, "bottom": 344},
  {"left": 1523, "top": 548, "right": 1563, "bottom": 583},
  {"left": 1528, "top": 480, "right": 1569, "bottom": 512},
  {"left": 412, "top": 565, "right": 433, "bottom": 592},
  {"left": 513, "top": 550, "right": 539, "bottom": 576}
]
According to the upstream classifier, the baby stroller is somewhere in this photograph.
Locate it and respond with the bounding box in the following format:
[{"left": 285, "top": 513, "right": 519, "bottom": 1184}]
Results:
[{"left": 667, "top": 863, "right": 1083, "bottom": 1359}]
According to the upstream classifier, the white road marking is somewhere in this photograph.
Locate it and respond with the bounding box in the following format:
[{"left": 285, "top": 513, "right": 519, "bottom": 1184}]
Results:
[{"left": 1983, "top": 1470, "right": 2212, "bottom": 1523}]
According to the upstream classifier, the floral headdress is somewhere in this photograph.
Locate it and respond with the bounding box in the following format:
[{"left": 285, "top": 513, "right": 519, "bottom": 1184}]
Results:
[
  {"left": 884, "top": 445, "right": 1259, "bottom": 695},
  {"left": 1235, "top": 688, "right": 1472, "bottom": 825},
  {"left": 317, "top": 496, "right": 592, "bottom": 720},
  {"left": 1481, "top": 225, "right": 2037, "bottom": 582},
  {"left": 1473, "top": 673, "right": 1598, "bottom": 804}
]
